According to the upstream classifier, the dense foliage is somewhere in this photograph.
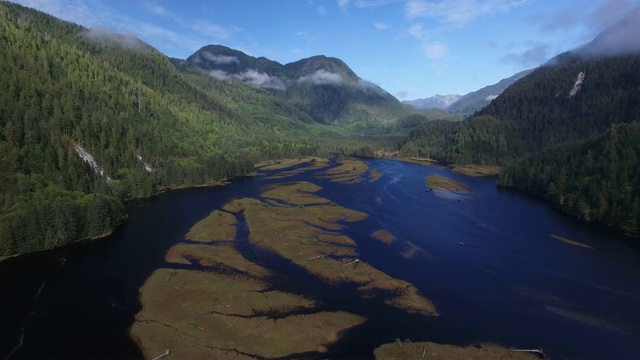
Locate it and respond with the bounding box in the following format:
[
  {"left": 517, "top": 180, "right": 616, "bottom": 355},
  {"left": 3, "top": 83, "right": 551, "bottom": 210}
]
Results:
[
  {"left": 499, "top": 123, "right": 640, "bottom": 235},
  {"left": 400, "top": 50, "right": 640, "bottom": 235},
  {"left": 0, "top": 3, "right": 410, "bottom": 255}
]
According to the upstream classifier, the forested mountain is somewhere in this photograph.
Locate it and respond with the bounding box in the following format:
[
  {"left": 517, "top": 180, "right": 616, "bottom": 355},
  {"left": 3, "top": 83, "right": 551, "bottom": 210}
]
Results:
[
  {"left": 446, "top": 69, "right": 534, "bottom": 117},
  {"left": 400, "top": 7, "right": 640, "bottom": 235},
  {"left": 403, "top": 94, "right": 462, "bottom": 110},
  {"left": 0, "top": 2, "right": 407, "bottom": 256},
  {"left": 178, "top": 45, "right": 443, "bottom": 127}
]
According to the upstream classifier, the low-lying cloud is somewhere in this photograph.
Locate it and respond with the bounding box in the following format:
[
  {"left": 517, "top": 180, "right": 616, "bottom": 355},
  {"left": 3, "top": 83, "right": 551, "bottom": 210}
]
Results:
[
  {"left": 200, "top": 51, "right": 240, "bottom": 65},
  {"left": 82, "top": 26, "right": 148, "bottom": 51},
  {"left": 209, "top": 69, "right": 286, "bottom": 90},
  {"left": 298, "top": 70, "right": 343, "bottom": 85},
  {"left": 582, "top": 4, "right": 640, "bottom": 57},
  {"left": 501, "top": 43, "right": 551, "bottom": 67}
]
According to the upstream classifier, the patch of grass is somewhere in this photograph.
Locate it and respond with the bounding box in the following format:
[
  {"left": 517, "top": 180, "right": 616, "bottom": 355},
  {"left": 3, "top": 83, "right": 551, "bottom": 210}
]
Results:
[
  {"left": 185, "top": 210, "right": 237, "bottom": 242},
  {"left": 426, "top": 174, "right": 469, "bottom": 194},
  {"left": 374, "top": 341, "right": 540, "bottom": 360},
  {"left": 371, "top": 230, "right": 396, "bottom": 245}
]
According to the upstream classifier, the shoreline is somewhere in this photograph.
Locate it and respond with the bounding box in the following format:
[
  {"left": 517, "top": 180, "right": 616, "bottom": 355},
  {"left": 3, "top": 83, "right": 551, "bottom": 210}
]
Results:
[{"left": 393, "top": 157, "right": 501, "bottom": 177}]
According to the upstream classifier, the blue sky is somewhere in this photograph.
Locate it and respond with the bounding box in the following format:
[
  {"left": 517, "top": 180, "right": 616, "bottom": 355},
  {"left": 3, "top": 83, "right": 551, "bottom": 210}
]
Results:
[{"left": 9, "top": 0, "right": 640, "bottom": 100}]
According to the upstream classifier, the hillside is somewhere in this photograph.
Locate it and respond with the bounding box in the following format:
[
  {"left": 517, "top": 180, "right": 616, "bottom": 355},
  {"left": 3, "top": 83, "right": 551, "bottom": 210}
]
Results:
[
  {"left": 180, "top": 45, "right": 435, "bottom": 128},
  {"left": 0, "top": 2, "right": 361, "bottom": 256},
  {"left": 446, "top": 69, "right": 533, "bottom": 117},
  {"left": 400, "top": 7, "right": 640, "bottom": 235}
]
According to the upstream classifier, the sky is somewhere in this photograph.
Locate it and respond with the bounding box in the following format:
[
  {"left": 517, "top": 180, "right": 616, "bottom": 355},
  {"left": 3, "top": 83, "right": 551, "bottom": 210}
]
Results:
[{"left": 8, "top": 0, "right": 640, "bottom": 100}]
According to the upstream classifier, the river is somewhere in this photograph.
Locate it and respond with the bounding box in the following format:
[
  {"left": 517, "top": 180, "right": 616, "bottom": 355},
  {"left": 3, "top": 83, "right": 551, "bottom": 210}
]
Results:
[{"left": 1, "top": 158, "right": 639, "bottom": 359}]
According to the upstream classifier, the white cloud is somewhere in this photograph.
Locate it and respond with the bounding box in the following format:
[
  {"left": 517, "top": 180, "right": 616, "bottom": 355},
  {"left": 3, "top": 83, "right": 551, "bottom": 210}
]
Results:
[
  {"left": 339, "top": 0, "right": 396, "bottom": 10},
  {"left": 408, "top": 24, "right": 427, "bottom": 38},
  {"left": 405, "top": 0, "right": 530, "bottom": 24},
  {"left": 210, "top": 69, "right": 287, "bottom": 90},
  {"left": 424, "top": 41, "right": 448, "bottom": 59},
  {"left": 501, "top": 43, "right": 551, "bottom": 66},
  {"left": 298, "top": 70, "right": 343, "bottom": 85},
  {"left": 338, "top": 0, "right": 351, "bottom": 10},
  {"left": 238, "top": 70, "right": 287, "bottom": 90},
  {"left": 82, "top": 26, "right": 148, "bottom": 51},
  {"left": 374, "top": 22, "right": 390, "bottom": 30},
  {"left": 485, "top": 94, "right": 499, "bottom": 101},
  {"left": 200, "top": 52, "right": 240, "bottom": 64},
  {"left": 209, "top": 70, "right": 232, "bottom": 81}
]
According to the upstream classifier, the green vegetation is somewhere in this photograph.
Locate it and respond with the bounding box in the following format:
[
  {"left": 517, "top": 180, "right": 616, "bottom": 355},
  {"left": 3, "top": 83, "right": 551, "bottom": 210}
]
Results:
[
  {"left": 0, "top": 3, "right": 427, "bottom": 256},
  {"left": 499, "top": 123, "right": 640, "bottom": 235},
  {"left": 2, "top": 1, "right": 638, "bottom": 256},
  {"left": 400, "top": 50, "right": 640, "bottom": 235}
]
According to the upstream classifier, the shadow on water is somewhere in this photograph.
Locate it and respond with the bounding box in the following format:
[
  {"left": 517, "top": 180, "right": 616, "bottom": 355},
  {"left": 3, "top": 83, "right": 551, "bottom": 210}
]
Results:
[{"left": 0, "top": 177, "right": 263, "bottom": 359}]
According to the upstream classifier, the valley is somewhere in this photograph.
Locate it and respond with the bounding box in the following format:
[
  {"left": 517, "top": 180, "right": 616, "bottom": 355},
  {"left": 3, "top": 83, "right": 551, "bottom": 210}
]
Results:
[
  {"left": 2, "top": 156, "right": 639, "bottom": 359},
  {"left": 1, "top": 1, "right": 640, "bottom": 359}
]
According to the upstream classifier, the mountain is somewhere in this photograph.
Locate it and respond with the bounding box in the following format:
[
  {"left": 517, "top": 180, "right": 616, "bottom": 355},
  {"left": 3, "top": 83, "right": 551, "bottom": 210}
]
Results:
[
  {"left": 400, "top": 6, "right": 640, "bottom": 235},
  {"left": 179, "top": 45, "right": 439, "bottom": 128},
  {"left": 0, "top": 2, "right": 356, "bottom": 256},
  {"left": 446, "top": 69, "right": 534, "bottom": 117},
  {"left": 0, "top": 2, "right": 460, "bottom": 256},
  {"left": 403, "top": 94, "right": 462, "bottom": 109}
]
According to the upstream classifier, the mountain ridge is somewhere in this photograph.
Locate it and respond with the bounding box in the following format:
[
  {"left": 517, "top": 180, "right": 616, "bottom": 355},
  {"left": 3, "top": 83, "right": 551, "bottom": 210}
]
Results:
[
  {"left": 181, "top": 44, "right": 450, "bottom": 126},
  {"left": 403, "top": 94, "right": 462, "bottom": 110},
  {"left": 400, "top": 7, "right": 640, "bottom": 235},
  {"left": 446, "top": 68, "right": 534, "bottom": 117}
]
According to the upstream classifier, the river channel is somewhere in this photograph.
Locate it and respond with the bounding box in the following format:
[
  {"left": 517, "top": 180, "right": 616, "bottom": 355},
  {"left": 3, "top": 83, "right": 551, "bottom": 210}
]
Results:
[{"left": 1, "top": 157, "right": 639, "bottom": 359}]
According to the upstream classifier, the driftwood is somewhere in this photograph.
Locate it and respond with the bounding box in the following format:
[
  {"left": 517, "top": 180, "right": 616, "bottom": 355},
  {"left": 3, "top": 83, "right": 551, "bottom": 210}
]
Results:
[
  {"left": 152, "top": 348, "right": 170, "bottom": 360},
  {"left": 307, "top": 255, "right": 323, "bottom": 261},
  {"left": 341, "top": 259, "right": 360, "bottom": 267},
  {"left": 511, "top": 349, "right": 546, "bottom": 358}
]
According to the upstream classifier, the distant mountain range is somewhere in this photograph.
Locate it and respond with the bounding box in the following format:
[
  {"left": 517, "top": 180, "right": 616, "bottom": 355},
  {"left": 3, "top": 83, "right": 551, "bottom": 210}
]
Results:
[
  {"left": 445, "top": 69, "right": 534, "bottom": 117},
  {"left": 404, "top": 69, "right": 534, "bottom": 117},
  {"left": 401, "top": 4, "right": 640, "bottom": 235},
  {"left": 402, "top": 94, "right": 461, "bottom": 110},
  {"left": 174, "top": 45, "right": 457, "bottom": 127}
]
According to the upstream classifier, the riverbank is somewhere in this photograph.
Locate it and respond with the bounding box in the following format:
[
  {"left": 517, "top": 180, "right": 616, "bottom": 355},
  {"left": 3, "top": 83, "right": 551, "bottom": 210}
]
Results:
[{"left": 395, "top": 157, "right": 501, "bottom": 177}]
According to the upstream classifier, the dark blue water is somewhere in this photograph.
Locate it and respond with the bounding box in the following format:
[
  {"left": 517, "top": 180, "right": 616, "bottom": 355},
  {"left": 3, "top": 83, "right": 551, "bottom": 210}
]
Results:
[{"left": 1, "top": 158, "right": 639, "bottom": 359}]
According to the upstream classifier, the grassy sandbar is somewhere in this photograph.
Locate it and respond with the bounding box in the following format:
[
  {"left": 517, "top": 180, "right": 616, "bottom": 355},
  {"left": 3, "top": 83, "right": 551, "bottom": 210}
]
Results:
[
  {"left": 426, "top": 174, "right": 469, "bottom": 194},
  {"left": 550, "top": 234, "right": 595, "bottom": 250},
  {"left": 262, "top": 181, "right": 329, "bottom": 205},
  {"left": 374, "top": 341, "right": 539, "bottom": 359},
  {"left": 165, "top": 243, "right": 270, "bottom": 276},
  {"left": 237, "top": 183, "right": 437, "bottom": 315},
  {"left": 185, "top": 210, "right": 236, "bottom": 242},
  {"left": 451, "top": 164, "right": 501, "bottom": 177},
  {"left": 132, "top": 266, "right": 364, "bottom": 359},
  {"left": 317, "top": 158, "right": 371, "bottom": 184},
  {"left": 371, "top": 230, "right": 396, "bottom": 244},
  {"left": 255, "top": 157, "right": 328, "bottom": 171}
]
